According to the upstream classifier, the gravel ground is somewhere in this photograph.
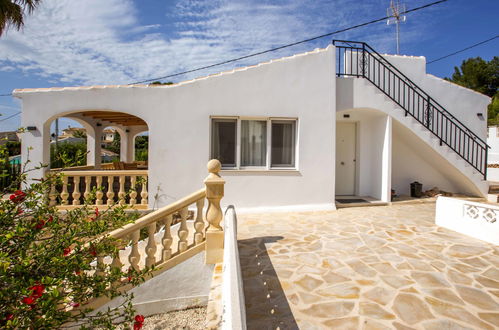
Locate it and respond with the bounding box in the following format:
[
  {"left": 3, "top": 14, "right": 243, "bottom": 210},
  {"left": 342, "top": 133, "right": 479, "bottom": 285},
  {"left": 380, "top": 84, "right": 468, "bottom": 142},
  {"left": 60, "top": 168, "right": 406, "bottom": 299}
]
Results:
[{"left": 139, "top": 307, "right": 206, "bottom": 330}]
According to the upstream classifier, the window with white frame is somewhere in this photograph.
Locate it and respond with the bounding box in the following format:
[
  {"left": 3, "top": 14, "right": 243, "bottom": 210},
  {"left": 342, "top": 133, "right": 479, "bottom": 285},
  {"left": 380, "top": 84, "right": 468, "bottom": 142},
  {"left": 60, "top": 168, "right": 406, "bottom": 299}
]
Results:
[{"left": 211, "top": 117, "right": 297, "bottom": 169}]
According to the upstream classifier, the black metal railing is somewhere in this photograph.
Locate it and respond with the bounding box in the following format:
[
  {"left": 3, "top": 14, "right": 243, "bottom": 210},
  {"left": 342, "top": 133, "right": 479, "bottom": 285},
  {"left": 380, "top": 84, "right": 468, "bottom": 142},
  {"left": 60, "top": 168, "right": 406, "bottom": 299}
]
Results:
[{"left": 333, "top": 40, "right": 489, "bottom": 179}]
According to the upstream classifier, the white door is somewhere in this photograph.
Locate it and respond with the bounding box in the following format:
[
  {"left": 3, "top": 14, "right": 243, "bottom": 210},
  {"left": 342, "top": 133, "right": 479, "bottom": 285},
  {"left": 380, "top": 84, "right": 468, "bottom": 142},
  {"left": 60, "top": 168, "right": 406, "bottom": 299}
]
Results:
[{"left": 336, "top": 122, "right": 356, "bottom": 195}]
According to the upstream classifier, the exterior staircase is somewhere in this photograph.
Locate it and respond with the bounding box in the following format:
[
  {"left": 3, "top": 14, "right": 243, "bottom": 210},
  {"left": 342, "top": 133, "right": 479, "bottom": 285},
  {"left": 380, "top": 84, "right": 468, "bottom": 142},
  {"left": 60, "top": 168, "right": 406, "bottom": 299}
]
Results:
[
  {"left": 334, "top": 40, "right": 490, "bottom": 196},
  {"left": 487, "top": 184, "right": 499, "bottom": 203}
]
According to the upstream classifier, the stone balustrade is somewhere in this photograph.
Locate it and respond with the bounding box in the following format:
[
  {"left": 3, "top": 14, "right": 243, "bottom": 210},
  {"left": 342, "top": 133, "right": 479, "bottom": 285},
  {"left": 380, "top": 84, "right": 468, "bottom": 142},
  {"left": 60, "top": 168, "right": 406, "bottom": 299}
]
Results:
[{"left": 49, "top": 170, "right": 148, "bottom": 209}]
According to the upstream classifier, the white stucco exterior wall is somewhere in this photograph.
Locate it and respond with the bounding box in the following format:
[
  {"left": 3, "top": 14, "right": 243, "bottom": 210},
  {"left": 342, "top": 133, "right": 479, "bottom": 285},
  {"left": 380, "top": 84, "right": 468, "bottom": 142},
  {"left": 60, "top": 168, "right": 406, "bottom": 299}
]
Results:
[
  {"left": 382, "top": 55, "right": 490, "bottom": 140},
  {"left": 16, "top": 46, "right": 336, "bottom": 210},
  {"left": 487, "top": 126, "right": 499, "bottom": 164}
]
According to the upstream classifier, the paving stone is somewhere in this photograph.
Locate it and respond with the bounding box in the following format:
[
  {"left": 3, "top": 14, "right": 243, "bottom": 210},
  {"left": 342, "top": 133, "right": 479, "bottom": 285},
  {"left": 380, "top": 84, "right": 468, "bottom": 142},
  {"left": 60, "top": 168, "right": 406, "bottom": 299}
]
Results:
[
  {"left": 294, "top": 274, "right": 324, "bottom": 291},
  {"left": 299, "top": 301, "right": 354, "bottom": 318},
  {"left": 393, "top": 293, "right": 434, "bottom": 325},
  {"left": 425, "top": 297, "right": 493, "bottom": 330},
  {"left": 478, "top": 313, "right": 499, "bottom": 327},
  {"left": 411, "top": 271, "right": 451, "bottom": 287},
  {"left": 380, "top": 275, "right": 414, "bottom": 288},
  {"left": 423, "top": 288, "right": 464, "bottom": 305},
  {"left": 360, "top": 302, "right": 396, "bottom": 320},
  {"left": 316, "top": 283, "right": 360, "bottom": 299},
  {"left": 447, "top": 244, "right": 490, "bottom": 258},
  {"left": 364, "top": 287, "right": 394, "bottom": 305},
  {"left": 474, "top": 275, "right": 499, "bottom": 289},
  {"left": 422, "top": 319, "right": 473, "bottom": 330},
  {"left": 455, "top": 285, "right": 499, "bottom": 310},
  {"left": 236, "top": 203, "right": 497, "bottom": 329},
  {"left": 393, "top": 322, "right": 417, "bottom": 330},
  {"left": 322, "top": 316, "right": 359, "bottom": 329}
]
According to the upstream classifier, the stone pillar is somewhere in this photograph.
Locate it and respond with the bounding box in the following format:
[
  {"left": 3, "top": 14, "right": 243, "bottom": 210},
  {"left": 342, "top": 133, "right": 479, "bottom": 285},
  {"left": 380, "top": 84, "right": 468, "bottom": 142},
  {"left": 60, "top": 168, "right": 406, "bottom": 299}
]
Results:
[
  {"left": 121, "top": 129, "right": 136, "bottom": 163},
  {"left": 87, "top": 124, "right": 102, "bottom": 169},
  {"left": 204, "top": 159, "right": 225, "bottom": 264},
  {"left": 21, "top": 121, "right": 50, "bottom": 186}
]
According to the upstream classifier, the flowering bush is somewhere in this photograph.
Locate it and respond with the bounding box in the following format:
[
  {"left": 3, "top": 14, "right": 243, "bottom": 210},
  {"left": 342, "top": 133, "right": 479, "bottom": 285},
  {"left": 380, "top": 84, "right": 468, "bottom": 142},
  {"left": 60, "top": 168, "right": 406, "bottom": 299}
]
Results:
[{"left": 0, "top": 161, "right": 148, "bottom": 328}]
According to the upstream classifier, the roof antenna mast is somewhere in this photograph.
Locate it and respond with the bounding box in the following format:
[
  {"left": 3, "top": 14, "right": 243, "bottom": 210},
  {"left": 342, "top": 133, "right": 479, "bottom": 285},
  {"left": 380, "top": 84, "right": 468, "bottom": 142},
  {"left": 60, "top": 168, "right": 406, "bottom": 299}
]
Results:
[{"left": 387, "top": 0, "right": 406, "bottom": 54}]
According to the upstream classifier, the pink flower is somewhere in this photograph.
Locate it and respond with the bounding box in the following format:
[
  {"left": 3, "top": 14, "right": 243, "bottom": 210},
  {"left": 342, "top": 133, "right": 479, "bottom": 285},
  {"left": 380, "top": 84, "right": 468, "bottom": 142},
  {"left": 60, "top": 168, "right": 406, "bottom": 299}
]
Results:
[{"left": 70, "top": 302, "right": 80, "bottom": 308}]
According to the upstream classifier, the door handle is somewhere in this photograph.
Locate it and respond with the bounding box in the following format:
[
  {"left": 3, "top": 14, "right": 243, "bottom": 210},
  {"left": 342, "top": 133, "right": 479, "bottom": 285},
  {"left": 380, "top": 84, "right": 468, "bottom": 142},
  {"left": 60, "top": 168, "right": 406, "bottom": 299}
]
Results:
[{"left": 341, "top": 161, "right": 345, "bottom": 165}]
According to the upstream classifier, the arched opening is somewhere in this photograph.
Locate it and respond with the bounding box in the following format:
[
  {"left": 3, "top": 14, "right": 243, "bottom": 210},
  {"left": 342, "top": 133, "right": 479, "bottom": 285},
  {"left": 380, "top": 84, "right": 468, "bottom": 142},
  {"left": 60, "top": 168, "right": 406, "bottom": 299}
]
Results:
[{"left": 43, "top": 110, "right": 150, "bottom": 208}]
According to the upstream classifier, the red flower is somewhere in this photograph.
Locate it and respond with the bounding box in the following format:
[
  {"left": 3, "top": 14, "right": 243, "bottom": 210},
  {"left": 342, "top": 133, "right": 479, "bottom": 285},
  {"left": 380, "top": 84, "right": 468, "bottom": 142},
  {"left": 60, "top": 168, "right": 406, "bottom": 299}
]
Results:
[
  {"left": 74, "top": 270, "right": 81, "bottom": 276},
  {"left": 127, "top": 276, "right": 132, "bottom": 282},
  {"left": 89, "top": 246, "right": 97, "bottom": 257},
  {"left": 69, "top": 302, "right": 80, "bottom": 308},
  {"left": 22, "top": 297, "right": 35, "bottom": 305},
  {"left": 10, "top": 190, "right": 26, "bottom": 203},
  {"left": 30, "top": 284, "right": 45, "bottom": 298},
  {"left": 47, "top": 216, "right": 53, "bottom": 223},
  {"left": 16, "top": 208, "right": 24, "bottom": 215},
  {"left": 5, "top": 313, "right": 13, "bottom": 321},
  {"left": 63, "top": 247, "right": 71, "bottom": 256},
  {"left": 133, "top": 315, "right": 145, "bottom": 330},
  {"left": 35, "top": 220, "right": 46, "bottom": 230},
  {"left": 94, "top": 207, "right": 99, "bottom": 218}
]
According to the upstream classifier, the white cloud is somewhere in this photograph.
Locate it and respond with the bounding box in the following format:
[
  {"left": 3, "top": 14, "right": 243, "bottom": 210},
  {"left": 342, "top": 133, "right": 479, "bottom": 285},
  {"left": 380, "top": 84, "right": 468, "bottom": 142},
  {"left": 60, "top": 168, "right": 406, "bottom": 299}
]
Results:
[{"left": 0, "top": 0, "right": 437, "bottom": 86}]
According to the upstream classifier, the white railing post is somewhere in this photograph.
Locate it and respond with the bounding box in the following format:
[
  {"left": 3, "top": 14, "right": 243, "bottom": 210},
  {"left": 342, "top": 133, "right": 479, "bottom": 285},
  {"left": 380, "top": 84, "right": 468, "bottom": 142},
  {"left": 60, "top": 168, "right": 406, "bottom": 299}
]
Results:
[{"left": 204, "top": 159, "right": 225, "bottom": 264}]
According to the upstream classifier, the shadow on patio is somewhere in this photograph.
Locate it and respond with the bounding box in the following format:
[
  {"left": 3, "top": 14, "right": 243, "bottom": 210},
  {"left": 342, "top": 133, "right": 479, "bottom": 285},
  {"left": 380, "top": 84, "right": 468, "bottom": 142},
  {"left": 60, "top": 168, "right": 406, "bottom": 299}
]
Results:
[{"left": 238, "top": 236, "right": 299, "bottom": 330}]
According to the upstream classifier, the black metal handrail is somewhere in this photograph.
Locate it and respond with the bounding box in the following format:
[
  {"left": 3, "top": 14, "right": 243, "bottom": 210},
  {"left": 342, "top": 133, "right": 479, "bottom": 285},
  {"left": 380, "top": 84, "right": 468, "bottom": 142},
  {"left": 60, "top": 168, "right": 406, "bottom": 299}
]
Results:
[{"left": 333, "top": 40, "right": 489, "bottom": 179}]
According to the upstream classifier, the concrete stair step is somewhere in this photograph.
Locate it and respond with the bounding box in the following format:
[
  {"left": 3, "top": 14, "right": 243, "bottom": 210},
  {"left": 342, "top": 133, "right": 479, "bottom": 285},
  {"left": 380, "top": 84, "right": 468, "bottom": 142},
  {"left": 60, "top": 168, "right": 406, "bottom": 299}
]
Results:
[{"left": 487, "top": 194, "right": 499, "bottom": 203}]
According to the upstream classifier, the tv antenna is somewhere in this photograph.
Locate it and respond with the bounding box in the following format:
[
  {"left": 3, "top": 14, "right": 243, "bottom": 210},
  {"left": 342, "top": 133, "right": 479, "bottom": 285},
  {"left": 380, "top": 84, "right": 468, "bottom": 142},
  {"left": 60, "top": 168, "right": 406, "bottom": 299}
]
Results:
[{"left": 387, "top": 0, "right": 406, "bottom": 54}]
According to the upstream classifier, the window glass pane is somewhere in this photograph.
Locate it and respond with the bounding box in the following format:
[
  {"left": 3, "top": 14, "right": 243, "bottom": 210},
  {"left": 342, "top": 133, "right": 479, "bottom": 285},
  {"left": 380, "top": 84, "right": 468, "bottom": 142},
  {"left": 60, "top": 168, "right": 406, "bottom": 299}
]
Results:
[
  {"left": 271, "top": 121, "right": 296, "bottom": 167},
  {"left": 211, "top": 119, "right": 236, "bottom": 166},
  {"left": 241, "top": 120, "right": 267, "bottom": 166}
]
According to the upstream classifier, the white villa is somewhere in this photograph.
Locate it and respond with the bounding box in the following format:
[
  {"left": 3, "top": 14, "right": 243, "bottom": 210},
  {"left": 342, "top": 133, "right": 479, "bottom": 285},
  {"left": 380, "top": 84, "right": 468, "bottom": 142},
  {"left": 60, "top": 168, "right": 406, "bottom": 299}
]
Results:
[
  {"left": 15, "top": 41, "right": 490, "bottom": 211},
  {"left": 13, "top": 41, "right": 498, "bottom": 328}
]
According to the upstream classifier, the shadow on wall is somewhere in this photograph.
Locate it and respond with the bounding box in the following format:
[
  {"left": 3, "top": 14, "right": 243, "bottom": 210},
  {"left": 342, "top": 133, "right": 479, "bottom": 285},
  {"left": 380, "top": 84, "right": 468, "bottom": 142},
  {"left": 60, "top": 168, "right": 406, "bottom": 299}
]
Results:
[{"left": 238, "top": 236, "right": 298, "bottom": 330}]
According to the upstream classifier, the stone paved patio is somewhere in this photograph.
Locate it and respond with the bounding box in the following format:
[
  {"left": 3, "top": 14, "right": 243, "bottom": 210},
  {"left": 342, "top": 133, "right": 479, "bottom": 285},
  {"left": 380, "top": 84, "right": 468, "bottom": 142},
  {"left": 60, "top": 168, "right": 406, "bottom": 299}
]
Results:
[{"left": 237, "top": 203, "right": 499, "bottom": 329}]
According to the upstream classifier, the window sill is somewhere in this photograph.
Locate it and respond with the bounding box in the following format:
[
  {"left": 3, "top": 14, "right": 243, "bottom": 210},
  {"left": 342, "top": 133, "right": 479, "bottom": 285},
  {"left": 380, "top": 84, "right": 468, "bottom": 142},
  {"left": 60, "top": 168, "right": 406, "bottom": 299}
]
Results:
[{"left": 220, "top": 168, "right": 300, "bottom": 173}]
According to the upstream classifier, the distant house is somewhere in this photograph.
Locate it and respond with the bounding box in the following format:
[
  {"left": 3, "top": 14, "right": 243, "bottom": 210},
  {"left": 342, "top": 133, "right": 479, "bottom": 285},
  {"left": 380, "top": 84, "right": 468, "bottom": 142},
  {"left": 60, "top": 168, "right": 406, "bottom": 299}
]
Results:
[{"left": 0, "top": 131, "right": 20, "bottom": 145}]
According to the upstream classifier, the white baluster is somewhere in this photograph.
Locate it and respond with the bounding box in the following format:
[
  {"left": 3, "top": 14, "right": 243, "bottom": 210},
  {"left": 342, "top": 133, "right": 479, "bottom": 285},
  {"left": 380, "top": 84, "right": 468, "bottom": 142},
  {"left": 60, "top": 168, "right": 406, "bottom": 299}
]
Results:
[
  {"left": 83, "top": 176, "right": 91, "bottom": 204},
  {"left": 72, "top": 176, "right": 81, "bottom": 205},
  {"left": 140, "top": 177, "right": 148, "bottom": 205},
  {"left": 145, "top": 223, "right": 157, "bottom": 268},
  {"left": 118, "top": 175, "right": 126, "bottom": 206},
  {"left": 107, "top": 176, "right": 115, "bottom": 206},
  {"left": 49, "top": 183, "right": 57, "bottom": 206},
  {"left": 129, "top": 230, "right": 140, "bottom": 271},
  {"left": 177, "top": 207, "right": 189, "bottom": 253},
  {"left": 161, "top": 214, "right": 173, "bottom": 262},
  {"left": 95, "top": 176, "right": 103, "bottom": 205},
  {"left": 129, "top": 176, "right": 137, "bottom": 206},
  {"left": 194, "top": 198, "right": 205, "bottom": 245},
  {"left": 60, "top": 176, "right": 69, "bottom": 205}
]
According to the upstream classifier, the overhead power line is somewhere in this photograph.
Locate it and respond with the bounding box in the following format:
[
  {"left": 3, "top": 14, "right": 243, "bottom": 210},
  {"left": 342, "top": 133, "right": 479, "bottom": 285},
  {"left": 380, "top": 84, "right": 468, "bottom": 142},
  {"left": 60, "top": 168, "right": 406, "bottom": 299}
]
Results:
[
  {"left": 130, "top": 0, "right": 449, "bottom": 84},
  {"left": 0, "top": 111, "right": 21, "bottom": 122},
  {"left": 0, "top": 0, "right": 449, "bottom": 93},
  {"left": 427, "top": 34, "right": 499, "bottom": 64}
]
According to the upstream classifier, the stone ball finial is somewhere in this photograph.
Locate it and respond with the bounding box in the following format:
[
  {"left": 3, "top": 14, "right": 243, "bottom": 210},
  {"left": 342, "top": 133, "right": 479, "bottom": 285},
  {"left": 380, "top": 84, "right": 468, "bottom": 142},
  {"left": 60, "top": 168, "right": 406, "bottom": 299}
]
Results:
[{"left": 207, "top": 159, "right": 222, "bottom": 174}]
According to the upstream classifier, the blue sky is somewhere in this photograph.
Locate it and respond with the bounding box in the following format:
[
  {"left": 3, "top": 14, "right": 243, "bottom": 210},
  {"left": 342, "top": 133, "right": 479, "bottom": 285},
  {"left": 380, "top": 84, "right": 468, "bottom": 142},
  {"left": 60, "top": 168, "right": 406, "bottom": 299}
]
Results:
[{"left": 0, "top": 0, "right": 497, "bottom": 131}]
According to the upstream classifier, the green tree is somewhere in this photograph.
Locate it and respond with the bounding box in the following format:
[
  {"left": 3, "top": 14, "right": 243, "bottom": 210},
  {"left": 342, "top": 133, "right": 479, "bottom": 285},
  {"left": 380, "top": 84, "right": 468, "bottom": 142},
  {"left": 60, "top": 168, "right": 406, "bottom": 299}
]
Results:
[
  {"left": 0, "top": 0, "right": 42, "bottom": 36},
  {"left": 50, "top": 142, "right": 87, "bottom": 169},
  {"left": 446, "top": 56, "right": 499, "bottom": 125}
]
